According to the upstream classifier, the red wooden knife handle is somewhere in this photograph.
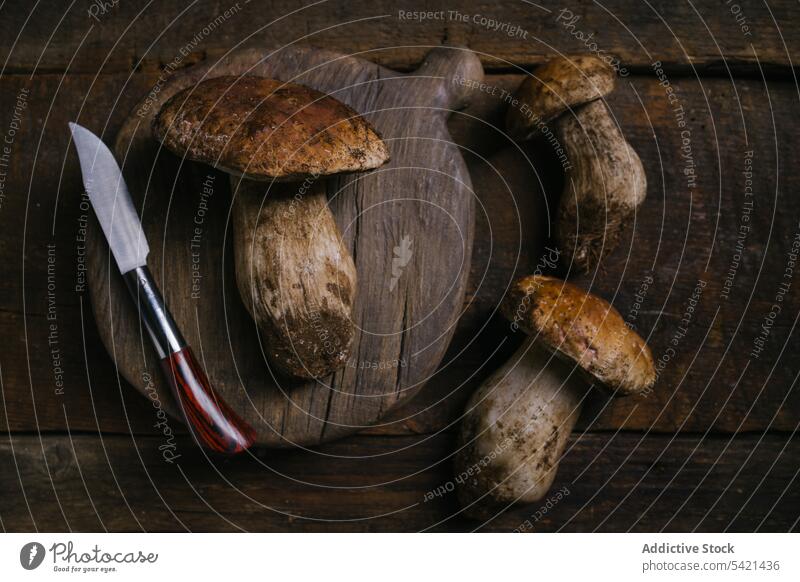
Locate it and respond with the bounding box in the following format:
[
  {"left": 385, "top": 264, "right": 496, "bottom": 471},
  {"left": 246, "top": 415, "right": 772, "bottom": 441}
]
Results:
[
  {"left": 161, "top": 347, "right": 256, "bottom": 454},
  {"left": 124, "top": 265, "right": 255, "bottom": 454}
]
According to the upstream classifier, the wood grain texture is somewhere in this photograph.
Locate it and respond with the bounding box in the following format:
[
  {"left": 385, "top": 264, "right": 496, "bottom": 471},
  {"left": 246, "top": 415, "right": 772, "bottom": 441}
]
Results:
[
  {"left": 1, "top": 1, "right": 797, "bottom": 74},
  {"left": 0, "top": 433, "right": 796, "bottom": 532},
  {"left": 1, "top": 5, "right": 799, "bottom": 531},
  {"left": 85, "top": 46, "right": 480, "bottom": 447},
  {"left": 1, "top": 70, "right": 798, "bottom": 437}
]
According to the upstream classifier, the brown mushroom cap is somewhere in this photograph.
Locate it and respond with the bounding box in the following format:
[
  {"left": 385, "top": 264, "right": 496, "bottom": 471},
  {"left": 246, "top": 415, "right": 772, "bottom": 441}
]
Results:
[
  {"left": 505, "top": 56, "right": 616, "bottom": 141},
  {"left": 153, "top": 75, "right": 389, "bottom": 181},
  {"left": 500, "top": 275, "right": 655, "bottom": 395}
]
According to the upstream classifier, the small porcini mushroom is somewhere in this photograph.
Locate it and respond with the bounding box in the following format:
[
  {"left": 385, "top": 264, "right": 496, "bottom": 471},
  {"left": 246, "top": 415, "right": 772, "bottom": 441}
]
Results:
[
  {"left": 455, "top": 275, "right": 655, "bottom": 516},
  {"left": 154, "top": 76, "right": 389, "bottom": 379},
  {"left": 505, "top": 56, "right": 646, "bottom": 272},
  {"left": 505, "top": 55, "right": 617, "bottom": 138}
]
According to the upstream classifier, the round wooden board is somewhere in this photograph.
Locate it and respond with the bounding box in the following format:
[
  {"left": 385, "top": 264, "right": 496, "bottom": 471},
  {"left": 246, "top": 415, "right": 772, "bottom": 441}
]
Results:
[{"left": 87, "top": 46, "right": 481, "bottom": 447}]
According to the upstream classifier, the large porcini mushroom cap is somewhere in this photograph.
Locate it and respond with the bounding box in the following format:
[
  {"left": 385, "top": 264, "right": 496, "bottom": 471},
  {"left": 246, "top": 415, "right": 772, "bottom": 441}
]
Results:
[
  {"left": 505, "top": 55, "right": 616, "bottom": 140},
  {"left": 153, "top": 75, "right": 389, "bottom": 180},
  {"left": 500, "top": 275, "right": 655, "bottom": 395}
]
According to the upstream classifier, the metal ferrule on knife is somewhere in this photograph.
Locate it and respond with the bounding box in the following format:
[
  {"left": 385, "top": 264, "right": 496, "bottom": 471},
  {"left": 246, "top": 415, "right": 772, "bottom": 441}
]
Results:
[{"left": 122, "top": 266, "right": 185, "bottom": 359}]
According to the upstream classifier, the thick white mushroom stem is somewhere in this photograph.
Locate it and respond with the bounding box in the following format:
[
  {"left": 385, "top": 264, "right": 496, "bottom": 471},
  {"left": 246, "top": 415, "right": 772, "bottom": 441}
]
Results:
[
  {"left": 456, "top": 337, "right": 589, "bottom": 514},
  {"left": 233, "top": 178, "right": 356, "bottom": 379},
  {"left": 557, "top": 99, "right": 647, "bottom": 272}
]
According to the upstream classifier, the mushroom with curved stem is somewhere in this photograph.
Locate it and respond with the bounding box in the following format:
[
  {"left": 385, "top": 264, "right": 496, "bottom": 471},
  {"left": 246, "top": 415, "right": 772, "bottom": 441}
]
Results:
[
  {"left": 153, "top": 75, "right": 389, "bottom": 379},
  {"left": 505, "top": 56, "right": 647, "bottom": 272},
  {"left": 455, "top": 275, "right": 655, "bottom": 516}
]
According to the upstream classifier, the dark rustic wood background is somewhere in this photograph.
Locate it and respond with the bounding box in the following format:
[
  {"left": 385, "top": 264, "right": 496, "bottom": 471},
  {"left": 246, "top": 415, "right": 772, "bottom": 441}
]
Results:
[{"left": 1, "top": 0, "right": 798, "bottom": 532}]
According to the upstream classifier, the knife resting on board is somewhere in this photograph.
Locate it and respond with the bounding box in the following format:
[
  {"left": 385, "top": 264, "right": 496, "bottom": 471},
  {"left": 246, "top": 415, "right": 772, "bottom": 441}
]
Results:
[{"left": 69, "top": 123, "right": 255, "bottom": 455}]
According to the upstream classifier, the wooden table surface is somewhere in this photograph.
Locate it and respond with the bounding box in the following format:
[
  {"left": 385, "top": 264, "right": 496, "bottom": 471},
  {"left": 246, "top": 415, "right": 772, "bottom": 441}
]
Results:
[{"left": 1, "top": 0, "right": 798, "bottom": 532}]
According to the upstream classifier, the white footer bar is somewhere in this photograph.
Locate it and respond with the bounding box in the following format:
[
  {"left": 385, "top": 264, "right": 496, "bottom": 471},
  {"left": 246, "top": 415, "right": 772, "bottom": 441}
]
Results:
[{"left": 0, "top": 533, "right": 796, "bottom": 581}]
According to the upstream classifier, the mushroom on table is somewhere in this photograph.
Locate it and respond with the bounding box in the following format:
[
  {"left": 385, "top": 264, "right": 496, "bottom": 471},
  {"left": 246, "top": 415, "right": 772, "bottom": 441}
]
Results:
[
  {"left": 506, "top": 56, "right": 647, "bottom": 273},
  {"left": 153, "top": 76, "right": 389, "bottom": 379},
  {"left": 455, "top": 275, "right": 655, "bottom": 516}
]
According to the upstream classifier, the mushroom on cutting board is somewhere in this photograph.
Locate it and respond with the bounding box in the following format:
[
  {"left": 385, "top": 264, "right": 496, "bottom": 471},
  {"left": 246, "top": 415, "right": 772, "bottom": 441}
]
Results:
[
  {"left": 455, "top": 275, "right": 655, "bottom": 516},
  {"left": 153, "top": 76, "right": 389, "bottom": 379},
  {"left": 505, "top": 56, "right": 646, "bottom": 273}
]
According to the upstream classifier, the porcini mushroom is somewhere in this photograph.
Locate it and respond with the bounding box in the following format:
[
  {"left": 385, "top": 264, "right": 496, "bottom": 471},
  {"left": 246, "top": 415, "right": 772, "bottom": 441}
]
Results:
[
  {"left": 505, "top": 55, "right": 616, "bottom": 135},
  {"left": 154, "top": 76, "right": 389, "bottom": 378},
  {"left": 505, "top": 56, "right": 646, "bottom": 272},
  {"left": 455, "top": 275, "right": 655, "bottom": 515}
]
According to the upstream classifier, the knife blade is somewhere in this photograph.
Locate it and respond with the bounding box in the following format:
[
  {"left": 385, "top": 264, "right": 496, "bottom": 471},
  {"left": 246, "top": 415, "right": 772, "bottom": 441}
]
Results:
[
  {"left": 70, "top": 123, "right": 255, "bottom": 454},
  {"left": 69, "top": 122, "right": 149, "bottom": 274}
]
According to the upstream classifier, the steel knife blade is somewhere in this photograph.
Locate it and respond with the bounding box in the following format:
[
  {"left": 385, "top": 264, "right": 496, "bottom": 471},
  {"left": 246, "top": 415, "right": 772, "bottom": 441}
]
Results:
[{"left": 69, "top": 122, "right": 149, "bottom": 274}]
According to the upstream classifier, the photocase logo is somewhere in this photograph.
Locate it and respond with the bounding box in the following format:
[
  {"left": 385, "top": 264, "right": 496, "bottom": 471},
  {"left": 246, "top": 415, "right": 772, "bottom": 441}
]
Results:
[
  {"left": 389, "top": 235, "right": 413, "bottom": 292},
  {"left": 20, "top": 542, "right": 46, "bottom": 570}
]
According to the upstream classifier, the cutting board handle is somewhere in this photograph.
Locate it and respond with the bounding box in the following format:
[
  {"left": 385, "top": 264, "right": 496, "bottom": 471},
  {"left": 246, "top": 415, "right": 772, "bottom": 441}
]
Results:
[{"left": 413, "top": 46, "right": 484, "bottom": 111}]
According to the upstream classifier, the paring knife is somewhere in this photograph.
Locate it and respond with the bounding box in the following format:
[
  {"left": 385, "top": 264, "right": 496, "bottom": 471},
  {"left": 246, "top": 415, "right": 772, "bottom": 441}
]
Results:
[{"left": 69, "top": 123, "right": 256, "bottom": 454}]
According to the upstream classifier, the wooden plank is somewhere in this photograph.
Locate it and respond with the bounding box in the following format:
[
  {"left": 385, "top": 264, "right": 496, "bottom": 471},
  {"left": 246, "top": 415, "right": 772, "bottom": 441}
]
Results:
[
  {"left": 0, "top": 433, "right": 796, "bottom": 531},
  {"left": 0, "top": 73, "right": 163, "bottom": 437},
  {"left": 1, "top": 70, "right": 799, "bottom": 436},
  {"left": 1, "top": 1, "right": 797, "bottom": 74}
]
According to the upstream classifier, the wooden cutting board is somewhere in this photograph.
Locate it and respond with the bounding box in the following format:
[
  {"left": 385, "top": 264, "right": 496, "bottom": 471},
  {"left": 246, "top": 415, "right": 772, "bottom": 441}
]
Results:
[{"left": 87, "top": 46, "right": 482, "bottom": 447}]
